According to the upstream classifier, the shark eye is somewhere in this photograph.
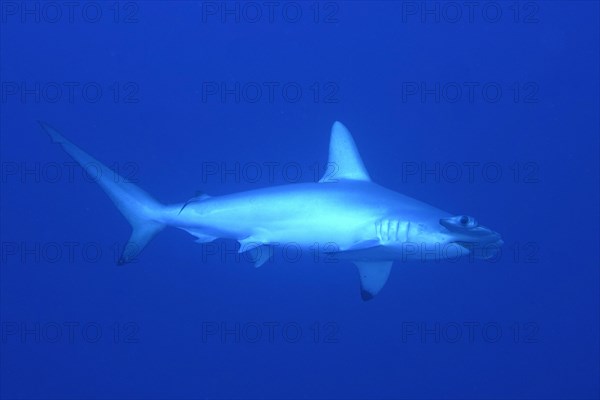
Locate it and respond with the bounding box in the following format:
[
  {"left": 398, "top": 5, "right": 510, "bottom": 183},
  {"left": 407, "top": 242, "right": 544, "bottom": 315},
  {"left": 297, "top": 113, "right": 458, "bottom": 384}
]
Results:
[{"left": 440, "top": 215, "right": 479, "bottom": 231}]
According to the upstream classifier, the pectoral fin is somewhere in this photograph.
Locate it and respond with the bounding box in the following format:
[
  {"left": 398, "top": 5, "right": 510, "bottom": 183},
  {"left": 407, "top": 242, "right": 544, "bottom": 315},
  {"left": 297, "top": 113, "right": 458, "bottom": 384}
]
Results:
[
  {"left": 354, "top": 261, "right": 393, "bottom": 301},
  {"left": 345, "top": 239, "right": 381, "bottom": 251}
]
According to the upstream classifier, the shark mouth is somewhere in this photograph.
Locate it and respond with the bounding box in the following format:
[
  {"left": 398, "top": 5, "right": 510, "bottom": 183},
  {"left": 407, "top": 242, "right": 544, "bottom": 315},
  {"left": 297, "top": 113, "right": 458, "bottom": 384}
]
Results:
[{"left": 440, "top": 215, "right": 503, "bottom": 260}]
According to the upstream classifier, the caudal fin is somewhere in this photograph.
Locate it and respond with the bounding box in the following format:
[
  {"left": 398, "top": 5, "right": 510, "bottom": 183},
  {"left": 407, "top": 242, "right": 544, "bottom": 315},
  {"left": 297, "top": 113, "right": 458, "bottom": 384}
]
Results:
[{"left": 39, "top": 121, "right": 165, "bottom": 264}]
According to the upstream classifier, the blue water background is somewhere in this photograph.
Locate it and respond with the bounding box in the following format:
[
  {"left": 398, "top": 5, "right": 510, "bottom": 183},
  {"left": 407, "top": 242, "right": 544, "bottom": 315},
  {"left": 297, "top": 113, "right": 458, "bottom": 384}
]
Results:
[{"left": 1, "top": 1, "right": 598, "bottom": 399}]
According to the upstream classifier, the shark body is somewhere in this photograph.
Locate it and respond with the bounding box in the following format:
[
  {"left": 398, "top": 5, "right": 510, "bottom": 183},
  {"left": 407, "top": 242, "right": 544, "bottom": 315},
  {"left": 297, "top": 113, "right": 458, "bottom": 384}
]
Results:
[{"left": 40, "top": 121, "right": 502, "bottom": 300}]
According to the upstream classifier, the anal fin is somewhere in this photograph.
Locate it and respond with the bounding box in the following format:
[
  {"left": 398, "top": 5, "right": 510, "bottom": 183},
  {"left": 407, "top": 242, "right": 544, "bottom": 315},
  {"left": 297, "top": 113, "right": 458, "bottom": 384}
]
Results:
[{"left": 182, "top": 228, "right": 218, "bottom": 244}]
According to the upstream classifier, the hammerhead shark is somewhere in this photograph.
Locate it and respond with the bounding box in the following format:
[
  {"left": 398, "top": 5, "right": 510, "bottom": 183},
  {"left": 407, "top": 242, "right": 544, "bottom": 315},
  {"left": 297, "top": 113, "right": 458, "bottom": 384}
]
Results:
[{"left": 39, "top": 121, "right": 502, "bottom": 300}]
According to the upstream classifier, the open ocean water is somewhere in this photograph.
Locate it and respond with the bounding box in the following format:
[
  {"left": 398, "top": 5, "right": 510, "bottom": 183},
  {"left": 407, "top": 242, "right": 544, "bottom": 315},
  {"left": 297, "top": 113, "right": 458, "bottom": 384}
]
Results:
[{"left": 0, "top": 1, "right": 599, "bottom": 399}]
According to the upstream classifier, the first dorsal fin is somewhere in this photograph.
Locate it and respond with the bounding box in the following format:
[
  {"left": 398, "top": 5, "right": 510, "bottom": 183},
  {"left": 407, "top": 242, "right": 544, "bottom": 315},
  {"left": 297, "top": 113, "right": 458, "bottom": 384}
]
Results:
[{"left": 319, "top": 121, "right": 371, "bottom": 183}]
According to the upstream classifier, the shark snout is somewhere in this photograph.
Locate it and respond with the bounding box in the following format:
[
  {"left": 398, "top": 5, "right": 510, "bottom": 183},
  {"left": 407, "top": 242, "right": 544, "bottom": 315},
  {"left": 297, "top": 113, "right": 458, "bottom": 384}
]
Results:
[{"left": 440, "top": 215, "right": 503, "bottom": 259}]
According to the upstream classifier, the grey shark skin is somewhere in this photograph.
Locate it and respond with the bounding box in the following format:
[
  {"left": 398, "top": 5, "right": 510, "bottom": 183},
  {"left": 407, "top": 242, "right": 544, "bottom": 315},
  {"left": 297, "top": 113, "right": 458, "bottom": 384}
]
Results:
[{"left": 39, "top": 121, "right": 502, "bottom": 300}]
